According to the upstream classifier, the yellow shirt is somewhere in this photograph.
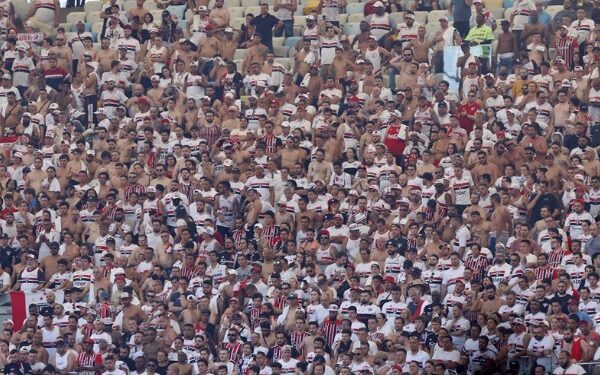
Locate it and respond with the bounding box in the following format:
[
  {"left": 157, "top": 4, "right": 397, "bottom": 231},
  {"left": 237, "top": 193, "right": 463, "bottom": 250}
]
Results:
[{"left": 465, "top": 25, "right": 494, "bottom": 44}]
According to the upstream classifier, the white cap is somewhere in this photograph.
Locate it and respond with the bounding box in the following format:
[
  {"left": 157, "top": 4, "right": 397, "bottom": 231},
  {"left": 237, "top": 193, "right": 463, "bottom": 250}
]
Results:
[
  {"left": 223, "top": 159, "right": 233, "bottom": 166},
  {"left": 224, "top": 27, "right": 233, "bottom": 33},
  {"left": 373, "top": 1, "right": 384, "bottom": 6}
]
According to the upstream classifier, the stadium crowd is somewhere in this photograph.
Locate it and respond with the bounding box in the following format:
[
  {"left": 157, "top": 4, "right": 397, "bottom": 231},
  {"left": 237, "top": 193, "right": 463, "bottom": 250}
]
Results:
[{"left": 0, "top": 0, "right": 600, "bottom": 374}]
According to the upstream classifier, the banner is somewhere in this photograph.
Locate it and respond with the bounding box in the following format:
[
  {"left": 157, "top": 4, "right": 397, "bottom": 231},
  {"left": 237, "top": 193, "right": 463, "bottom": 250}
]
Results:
[
  {"left": 443, "top": 44, "right": 494, "bottom": 92},
  {"left": 17, "top": 33, "right": 44, "bottom": 43},
  {"left": 9, "top": 291, "right": 64, "bottom": 331}
]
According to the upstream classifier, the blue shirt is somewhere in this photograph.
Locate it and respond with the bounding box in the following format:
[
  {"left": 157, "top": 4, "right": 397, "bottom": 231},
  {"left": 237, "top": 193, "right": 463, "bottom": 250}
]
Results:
[
  {"left": 453, "top": 0, "right": 471, "bottom": 22},
  {"left": 538, "top": 11, "right": 552, "bottom": 30}
]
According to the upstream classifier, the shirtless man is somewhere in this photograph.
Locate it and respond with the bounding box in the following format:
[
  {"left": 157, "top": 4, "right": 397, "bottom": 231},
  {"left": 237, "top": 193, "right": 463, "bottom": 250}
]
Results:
[
  {"left": 67, "top": 148, "right": 85, "bottom": 181},
  {"left": 96, "top": 37, "right": 119, "bottom": 73},
  {"left": 277, "top": 138, "right": 305, "bottom": 170},
  {"left": 351, "top": 21, "right": 372, "bottom": 52},
  {"left": 242, "top": 35, "right": 269, "bottom": 75},
  {"left": 128, "top": 0, "right": 148, "bottom": 26},
  {"left": 521, "top": 11, "right": 549, "bottom": 45},
  {"left": 1, "top": 92, "right": 23, "bottom": 133},
  {"left": 170, "top": 40, "right": 195, "bottom": 70},
  {"left": 408, "top": 26, "right": 433, "bottom": 63},
  {"left": 280, "top": 73, "right": 300, "bottom": 105},
  {"left": 50, "top": 32, "right": 73, "bottom": 74},
  {"left": 489, "top": 193, "right": 512, "bottom": 245},
  {"left": 209, "top": 0, "right": 230, "bottom": 29},
  {"left": 146, "top": 77, "right": 165, "bottom": 107},
  {"left": 550, "top": 58, "right": 573, "bottom": 87},
  {"left": 25, "top": 157, "right": 46, "bottom": 193},
  {"left": 293, "top": 38, "right": 316, "bottom": 81},
  {"left": 356, "top": 61, "right": 376, "bottom": 94},
  {"left": 170, "top": 353, "right": 193, "bottom": 375},
  {"left": 396, "top": 61, "right": 418, "bottom": 92},
  {"left": 218, "top": 28, "right": 240, "bottom": 61},
  {"left": 307, "top": 149, "right": 333, "bottom": 183},
  {"left": 198, "top": 35, "right": 221, "bottom": 62},
  {"left": 329, "top": 47, "right": 354, "bottom": 82}
]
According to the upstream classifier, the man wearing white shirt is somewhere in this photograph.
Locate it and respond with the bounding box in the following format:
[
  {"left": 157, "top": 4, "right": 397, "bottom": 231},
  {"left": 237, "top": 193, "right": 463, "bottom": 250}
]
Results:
[{"left": 527, "top": 325, "right": 554, "bottom": 373}]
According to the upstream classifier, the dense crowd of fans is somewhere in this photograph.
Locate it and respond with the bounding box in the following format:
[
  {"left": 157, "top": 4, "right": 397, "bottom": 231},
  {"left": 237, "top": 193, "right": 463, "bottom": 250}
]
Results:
[{"left": 0, "top": 0, "right": 599, "bottom": 374}]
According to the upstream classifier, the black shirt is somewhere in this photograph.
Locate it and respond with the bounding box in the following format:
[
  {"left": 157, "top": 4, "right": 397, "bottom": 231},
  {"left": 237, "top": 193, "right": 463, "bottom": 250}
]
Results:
[
  {"left": 529, "top": 193, "right": 560, "bottom": 226},
  {"left": 532, "top": 297, "right": 551, "bottom": 314},
  {"left": 0, "top": 245, "right": 18, "bottom": 270},
  {"left": 551, "top": 293, "right": 571, "bottom": 314},
  {"left": 251, "top": 13, "right": 280, "bottom": 45},
  {"left": 4, "top": 362, "right": 32, "bottom": 375}
]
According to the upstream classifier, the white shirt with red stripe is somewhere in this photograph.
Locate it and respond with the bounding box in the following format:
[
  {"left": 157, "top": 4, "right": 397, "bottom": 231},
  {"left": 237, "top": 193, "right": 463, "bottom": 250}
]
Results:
[
  {"left": 442, "top": 266, "right": 465, "bottom": 295},
  {"left": 100, "top": 89, "right": 128, "bottom": 118},
  {"left": 565, "top": 211, "right": 595, "bottom": 240},
  {"left": 511, "top": 0, "right": 535, "bottom": 31},
  {"left": 450, "top": 176, "right": 473, "bottom": 205}
]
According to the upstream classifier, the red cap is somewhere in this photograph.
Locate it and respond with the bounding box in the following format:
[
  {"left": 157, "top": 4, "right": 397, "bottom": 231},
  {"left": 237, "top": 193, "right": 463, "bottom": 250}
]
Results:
[
  {"left": 384, "top": 276, "right": 396, "bottom": 283},
  {"left": 138, "top": 97, "right": 149, "bottom": 106},
  {"left": 349, "top": 96, "right": 360, "bottom": 103},
  {"left": 320, "top": 230, "right": 330, "bottom": 236},
  {"left": 83, "top": 338, "right": 94, "bottom": 344}
]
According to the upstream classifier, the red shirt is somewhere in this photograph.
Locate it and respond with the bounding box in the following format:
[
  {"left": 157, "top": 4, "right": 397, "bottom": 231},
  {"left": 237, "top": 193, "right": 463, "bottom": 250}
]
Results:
[
  {"left": 458, "top": 102, "right": 480, "bottom": 133},
  {"left": 363, "top": 1, "right": 376, "bottom": 16},
  {"left": 384, "top": 125, "right": 407, "bottom": 157}
]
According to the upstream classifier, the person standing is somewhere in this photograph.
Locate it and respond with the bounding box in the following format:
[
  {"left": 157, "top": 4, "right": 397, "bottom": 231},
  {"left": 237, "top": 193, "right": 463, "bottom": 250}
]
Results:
[
  {"left": 251, "top": 3, "right": 283, "bottom": 52},
  {"left": 450, "top": 0, "right": 471, "bottom": 38},
  {"left": 274, "top": 0, "right": 296, "bottom": 38}
]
